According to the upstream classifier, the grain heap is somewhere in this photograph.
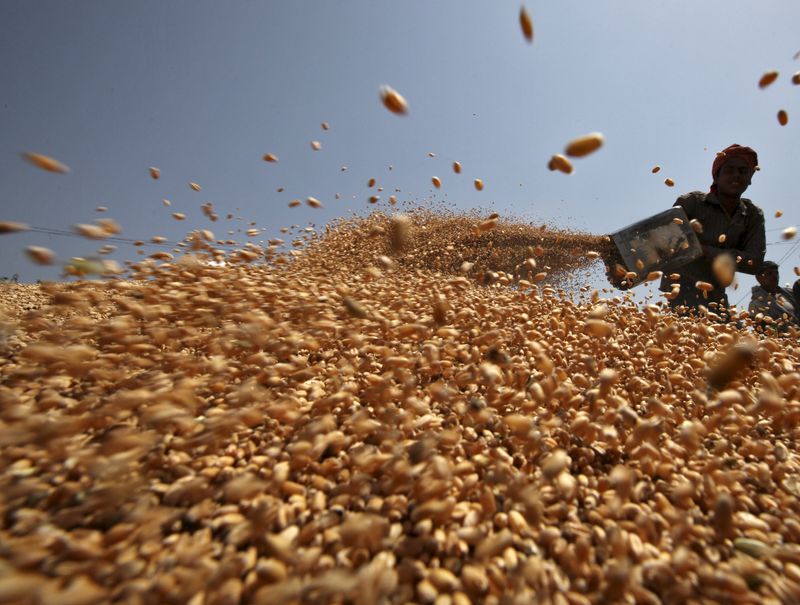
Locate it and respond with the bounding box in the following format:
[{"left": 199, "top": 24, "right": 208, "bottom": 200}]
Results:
[
  {"left": 1, "top": 211, "right": 800, "bottom": 605},
  {"left": 303, "top": 210, "right": 612, "bottom": 291}
]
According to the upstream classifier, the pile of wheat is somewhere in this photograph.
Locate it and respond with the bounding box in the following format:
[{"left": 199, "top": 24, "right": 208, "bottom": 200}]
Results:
[{"left": 0, "top": 211, "right": 799, "bottom": 605}]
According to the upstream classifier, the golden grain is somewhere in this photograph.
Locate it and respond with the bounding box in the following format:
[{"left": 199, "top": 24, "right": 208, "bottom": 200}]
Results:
[
  {"left": 519, "top": 6, "right": 534, "bottom": 42},
  {"left": 3, "top": 205, "right": 799, "bottom": 605},
  {"left": 712, "top": 253, "right": 736, "bottom": 287},
  {"left": 548, "top": 154, "right": 574, "bottom": 174},
  {"left": 564, "top": 133, "right": 603, "bottom": 158},
  {"left": 25, "top": 245, "right": 55, "bottom": 265},
  {"left": 21, "top": 152, "right": 70, "bottom": 173},
  {"left": 380, "top": 85, "right": 409, "bottom": 115},
  {"left": 759, "top": 70, "right": 779, "bottom": 89},
  {"left": 0, "top": 221, "right": 30, "bottom": 234}
]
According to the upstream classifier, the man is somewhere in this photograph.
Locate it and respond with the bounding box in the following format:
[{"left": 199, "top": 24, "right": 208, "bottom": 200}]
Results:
[
  {"left": 660, "top": 144, "right": 766, "bottom": 317},
  {"left": 795, "top": 278, "right": 800, "bottom": 320},
  {"left": 748, "top": 261, "right": 798, "bottom": 332}
]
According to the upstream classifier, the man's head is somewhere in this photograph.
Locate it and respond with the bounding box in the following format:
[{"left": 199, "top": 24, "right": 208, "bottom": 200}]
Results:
[
  {"left": 711, "top": 144, "right": 758, "bottom": 197},
  {"left": 756, "top": 260, "right": 779, "bottom": 293}
]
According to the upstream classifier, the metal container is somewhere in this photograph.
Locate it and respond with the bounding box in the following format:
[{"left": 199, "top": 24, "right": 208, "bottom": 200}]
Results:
[{"left": 605, "top": 207, "right": 702, "bottom": 289}]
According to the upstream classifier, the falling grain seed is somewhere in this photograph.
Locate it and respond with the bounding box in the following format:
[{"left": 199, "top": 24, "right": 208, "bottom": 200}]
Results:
[
  {"left": 379, "top": 85, "right": 409, "bottom": 115},
  {"left": 0, "top": 221, "right": 30, "bottom": 234},
  {"left": 664, "top": 178, "right": 675, "bottom": 187},
  {"left": 548, "top": 154, "right": 574, "bottom": 174},
  {"left": 172, "top": 212, "right": 186, "bottom": 220},
  {"left": 263, "top": 153, "right": 279, "bottom": 163},
  {"left": 651, "top": 166, "right": 661, "bottom": 173},
  {"left": 25, "top": 246, "right": 55, "bottom": 265},
  {"left": 519, "top": 6, "right": 534, "bottom": 43},
  {"left": 306, "top": 197, "right": 323, "bottom": 208},
  {"left": 718, "top": 234, "right": 726, "bottom": 244},
  {"left": 474, "top": 179, "right": 484, "bottom": 191},
  {"left": 775, "top": 210, "right": 783, "bottom": 218},
  {"left": 73, "top": 224, "right": 108, "bottom": 240},
  {"left": 162, "top": 199, "right": 171, "bottom": 207},
  {"left": 564, "top": 132, "right": 604, "bottom": 158},
  {"left": 189, "top": 182, "right": 201, "bottom": 192},
  {"left": 453, "top": 161, "right": 462, "bottom": 174},
  {"left": 783, "top": 226, "right": 797, "bottom": 240},
  {"left": 432, "top": 176, "right": 442, "bottom": 189},
  {"left": 321, "top": 121, "right": 329, "bottom": 130},
  {"left": 778, "top": 110, "right": 789, "bottom": 126},
  {"left": 758, "top": 70, "right": 779, "bottom": 89},
  {"left": 21, "top": 152, "right": 70, "bottom": 174},
  {"left": 311, "top": 141, "right": 321, "bottom": 151},
  {"left": 695, "top": 281, "right": 713, "bottom": 298},
  {"left": 712, "top": 253, "right": 736, "bottom": 287},
  {"left": 149, "top": 166, "right": 160, "bottom": 180}
]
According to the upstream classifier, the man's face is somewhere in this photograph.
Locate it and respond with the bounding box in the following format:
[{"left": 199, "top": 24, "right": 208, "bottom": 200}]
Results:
[
  {"left": 714, "top": 157, "right": 753, "bottom": 197},
  {"left": 757, "top": 267, "right": 779, "bottom": 292}
]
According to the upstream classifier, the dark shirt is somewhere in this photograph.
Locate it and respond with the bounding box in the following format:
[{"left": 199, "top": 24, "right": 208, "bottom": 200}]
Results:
[
  {"left": 659, "top": 191, "right": 766, "bottom": 300},
  {"left": 794, "top": 279, "right": 800, "bottom": 315},
  {"left": 748, "top": 285, "right": 798, "bottom": 331}
]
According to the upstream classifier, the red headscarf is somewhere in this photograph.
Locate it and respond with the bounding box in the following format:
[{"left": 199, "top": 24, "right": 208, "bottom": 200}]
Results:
[{"left": 710, "top": 144, "right": 758, "bottom": 192}]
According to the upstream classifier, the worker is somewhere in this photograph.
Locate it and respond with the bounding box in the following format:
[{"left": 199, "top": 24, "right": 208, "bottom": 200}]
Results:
[
  {"left": 795, "top": 278, "right": 800, "bottom": 321},
  {"left": 748, "top": 261, "right": 798, "bottom": 332},
  {"left": 792, "top": 269, "right": 800, "bottom": 310},
  {"left": 660, "top": 144, "right": 766, "bottom": 318}
]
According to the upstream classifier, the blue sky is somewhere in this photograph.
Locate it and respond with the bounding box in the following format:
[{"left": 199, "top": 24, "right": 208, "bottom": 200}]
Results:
[{"left": 1, "top": 1, "right": 798, "bottom": 302}]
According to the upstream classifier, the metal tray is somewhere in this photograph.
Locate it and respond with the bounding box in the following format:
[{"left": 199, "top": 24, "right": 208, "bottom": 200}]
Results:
[{"left": 605, "top": 207, "right": 702, "bottom": 289}]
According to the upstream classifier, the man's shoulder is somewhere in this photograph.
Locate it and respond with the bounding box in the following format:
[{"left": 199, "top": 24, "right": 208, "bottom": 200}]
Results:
[
  {"left": 740, "top": 197, "right": 765, "bottom": 220},
  {"left": 676, "top": 191, "right": 708, "bottom": 204},
  {"left": 674, "top": 191, "right": 707, "bottom": 214}
]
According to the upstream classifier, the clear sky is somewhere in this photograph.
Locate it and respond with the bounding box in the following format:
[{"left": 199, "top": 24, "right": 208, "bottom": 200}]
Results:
[{"left": 1, "top": 1, "right": 798, "bottom": 304}]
